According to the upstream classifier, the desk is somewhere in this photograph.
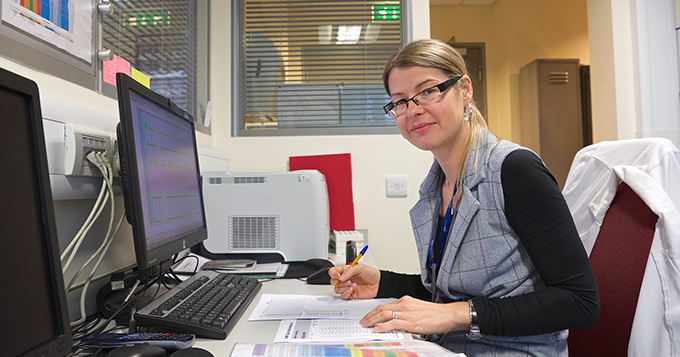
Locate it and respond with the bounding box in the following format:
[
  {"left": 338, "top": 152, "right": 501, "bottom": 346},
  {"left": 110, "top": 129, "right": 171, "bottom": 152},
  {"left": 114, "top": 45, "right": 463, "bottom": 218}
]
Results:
[
  {"left": 192, "top": 250, "right": 381, "bottom": 355},
  {"left": 191, "top": 279, "right": 343, "bottom": 354}
]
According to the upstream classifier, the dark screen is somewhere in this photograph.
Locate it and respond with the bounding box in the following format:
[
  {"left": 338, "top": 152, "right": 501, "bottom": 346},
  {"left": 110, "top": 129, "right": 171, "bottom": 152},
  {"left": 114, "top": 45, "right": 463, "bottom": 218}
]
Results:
[{"left": 0, "top": 82, "right": 62, "bottom": 355}]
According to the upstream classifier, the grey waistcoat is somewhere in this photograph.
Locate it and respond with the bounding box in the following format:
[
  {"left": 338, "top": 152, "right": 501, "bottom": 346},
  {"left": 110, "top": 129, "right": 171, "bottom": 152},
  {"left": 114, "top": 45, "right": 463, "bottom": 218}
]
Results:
[{"left": 410, "top": 129, "right": 568, "bottom": 356}]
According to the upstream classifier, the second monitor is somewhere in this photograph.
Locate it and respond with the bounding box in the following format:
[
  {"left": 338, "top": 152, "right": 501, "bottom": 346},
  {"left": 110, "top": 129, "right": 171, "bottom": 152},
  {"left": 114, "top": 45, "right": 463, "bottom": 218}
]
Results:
[{"left": 115, "top": 72, "right": 208, "bottom": 279}]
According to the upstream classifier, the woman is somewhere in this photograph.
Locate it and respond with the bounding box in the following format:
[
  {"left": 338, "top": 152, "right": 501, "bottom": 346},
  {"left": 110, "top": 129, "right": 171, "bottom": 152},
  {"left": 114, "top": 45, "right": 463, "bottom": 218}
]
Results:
[{"left": 329, "top": 39, "right": 600, "bottom": 356}]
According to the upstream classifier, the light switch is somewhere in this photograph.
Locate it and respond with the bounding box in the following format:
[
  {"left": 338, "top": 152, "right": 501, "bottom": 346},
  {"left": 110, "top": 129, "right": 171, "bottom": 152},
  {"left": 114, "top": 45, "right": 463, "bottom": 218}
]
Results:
[{"left": 386, "top": 175, "right": 408, "bottom": 197}]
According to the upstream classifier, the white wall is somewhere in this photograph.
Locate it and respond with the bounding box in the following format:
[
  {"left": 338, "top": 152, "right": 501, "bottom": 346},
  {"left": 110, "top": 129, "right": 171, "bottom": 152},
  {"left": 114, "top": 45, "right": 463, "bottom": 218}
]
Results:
[
  {"left": 2, "top": 0, "right": 675, "bottom": 281},
  {"left": 633, "top": 0, "right": 680, "bottom": 141},
  {"left": 200, "top": 0, "right": 432, "bottom": 273},
  {"left": 587, "top": 0, "right": 680, "bottom": 144}
]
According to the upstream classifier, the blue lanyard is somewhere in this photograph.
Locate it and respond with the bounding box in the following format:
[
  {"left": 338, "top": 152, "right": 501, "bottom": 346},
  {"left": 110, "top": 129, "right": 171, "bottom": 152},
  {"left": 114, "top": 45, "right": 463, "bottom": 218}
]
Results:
[{"left": 428, "top": 182, "right": 457, "bottom": 277}]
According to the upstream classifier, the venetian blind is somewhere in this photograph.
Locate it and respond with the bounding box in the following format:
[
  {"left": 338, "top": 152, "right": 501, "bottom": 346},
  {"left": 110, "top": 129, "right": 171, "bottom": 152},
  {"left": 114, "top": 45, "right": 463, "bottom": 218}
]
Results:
[
  {"left": 101, "top": 0, "right": 209, "bottom": 131},
  {"left": 238, "top": 0, "right": 403, "bottom": 133}
]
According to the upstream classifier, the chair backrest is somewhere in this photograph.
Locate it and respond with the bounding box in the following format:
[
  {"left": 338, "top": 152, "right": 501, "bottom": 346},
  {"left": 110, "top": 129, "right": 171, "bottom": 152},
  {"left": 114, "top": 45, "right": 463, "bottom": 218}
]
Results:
[{"left": 567, "top": 182, "right": 657, "bottom": 356}]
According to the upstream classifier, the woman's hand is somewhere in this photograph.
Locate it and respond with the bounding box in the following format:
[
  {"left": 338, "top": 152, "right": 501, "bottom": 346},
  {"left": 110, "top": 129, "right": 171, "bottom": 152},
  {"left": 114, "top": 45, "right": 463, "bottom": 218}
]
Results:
[
  {"left": 329, "top": 264, "right": 380, "bottom": 300},
  {"left": 360, "top": 296, "right": 470, "bottom": 335}
]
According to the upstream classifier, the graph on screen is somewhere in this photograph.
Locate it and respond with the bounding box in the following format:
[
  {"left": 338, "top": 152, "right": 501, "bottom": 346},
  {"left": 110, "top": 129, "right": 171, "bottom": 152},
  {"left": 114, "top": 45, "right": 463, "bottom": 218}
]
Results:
[{"left": 135, "top": 107, "right": 203, "bottom": 249}]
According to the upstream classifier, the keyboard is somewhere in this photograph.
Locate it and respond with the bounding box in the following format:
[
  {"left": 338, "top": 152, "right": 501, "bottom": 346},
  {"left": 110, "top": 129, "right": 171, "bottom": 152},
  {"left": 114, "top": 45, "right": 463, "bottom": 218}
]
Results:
[{"left": 135, "top": 270, "right": 262, "bottom": 339}]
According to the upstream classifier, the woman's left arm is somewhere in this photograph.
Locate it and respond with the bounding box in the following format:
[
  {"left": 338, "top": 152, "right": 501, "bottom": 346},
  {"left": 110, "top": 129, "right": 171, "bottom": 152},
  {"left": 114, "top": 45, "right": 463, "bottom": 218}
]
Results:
[{"left": 473, "top": 149, "right": 599, "bottom": 336}]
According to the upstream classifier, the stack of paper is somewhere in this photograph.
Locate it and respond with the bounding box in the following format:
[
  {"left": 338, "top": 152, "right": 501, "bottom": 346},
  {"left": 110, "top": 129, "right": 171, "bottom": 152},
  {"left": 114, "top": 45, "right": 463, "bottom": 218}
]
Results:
[{"left": 248, "top": 294, "right": 403, "bottom": 343}]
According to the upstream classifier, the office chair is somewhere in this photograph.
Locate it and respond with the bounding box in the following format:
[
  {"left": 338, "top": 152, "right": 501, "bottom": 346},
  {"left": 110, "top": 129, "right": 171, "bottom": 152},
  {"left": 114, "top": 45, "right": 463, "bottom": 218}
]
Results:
[
  {"left": 567, "top": 182, "right": 657, "bottom": 356},
  {"left": 562, "top": 137, "right": 680, "bottom": 356}
]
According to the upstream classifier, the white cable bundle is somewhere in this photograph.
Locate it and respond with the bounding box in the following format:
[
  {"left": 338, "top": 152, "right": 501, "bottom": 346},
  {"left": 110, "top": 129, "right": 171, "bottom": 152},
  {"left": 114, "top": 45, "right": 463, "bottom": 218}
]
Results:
[{"left": 65, "top": 151, "right": 125, "bottom": 327}]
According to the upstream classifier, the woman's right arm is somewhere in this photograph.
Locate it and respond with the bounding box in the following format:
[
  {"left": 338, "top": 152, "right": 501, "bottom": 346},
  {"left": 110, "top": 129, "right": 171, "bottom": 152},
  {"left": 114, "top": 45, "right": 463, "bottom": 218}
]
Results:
[
  {"left": 377, "top": 270, "right": 431, "bottom": 300},
  {"left": 330, "top": 264, "right": 430, "bottom": 301},
  {"left": 330, "top": 264, "right": 381, "bottom": 300}
]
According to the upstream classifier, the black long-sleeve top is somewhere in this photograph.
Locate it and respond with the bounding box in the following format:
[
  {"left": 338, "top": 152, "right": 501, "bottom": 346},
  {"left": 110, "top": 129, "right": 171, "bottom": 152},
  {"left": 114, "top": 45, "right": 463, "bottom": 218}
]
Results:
[{"left": 376, "top": 150, "right": 600, "bottom": 336}]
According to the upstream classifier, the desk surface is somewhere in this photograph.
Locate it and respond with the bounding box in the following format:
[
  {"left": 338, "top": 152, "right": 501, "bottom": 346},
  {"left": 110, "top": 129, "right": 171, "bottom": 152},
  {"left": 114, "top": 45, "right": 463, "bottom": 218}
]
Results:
[
  {"left": 192, "top": 278, "right": 339, "bottom": 355},
  {"left": 189, "top": 250, "right": 378, "bottom": 355}
]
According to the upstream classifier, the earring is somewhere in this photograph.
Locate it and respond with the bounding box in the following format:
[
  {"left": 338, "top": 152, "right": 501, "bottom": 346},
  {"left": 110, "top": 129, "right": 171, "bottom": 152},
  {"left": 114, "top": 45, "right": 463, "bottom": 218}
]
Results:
[{"left": 464, "top": 103, "right": 472, "bottom": 122}]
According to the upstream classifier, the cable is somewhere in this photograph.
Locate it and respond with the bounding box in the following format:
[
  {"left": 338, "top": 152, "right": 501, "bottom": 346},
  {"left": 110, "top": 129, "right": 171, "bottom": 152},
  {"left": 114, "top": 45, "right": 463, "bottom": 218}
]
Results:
[
  {"left": 60, "top": 178, "right": 107, "bottom": 261},
  {"left": 66, "top": 153, "right": 113, "bottom": 289},
  {"left": 169, "top": 253, "right": 200, "bottom": 284},
  {"left": 70, "top": 152, "right": 118, "bottom": 326},
  {"left": 62, "top": 151, "right": 108, "bottom": 258},
  {"left": 71, "top": 315, "right": 101, "bottom": 340},
  {"left": 60, "top": 151, "right": 109, "bottom": 261},
  {"left": 67, "top": 212, "right": 124, "bottom": 292},
  {"left": 61, "top": 179, "right": 109, "bottom": 272},
  {"left": 66, "top": 152, "right": 119, "bottom": 291},
  {"left": 89, "top": 275, "right": 158, "bottom": 338},
  {"left": 147, "top": 270, "right": 165, "bottom": 306},
  {"left": 61, "top": 188, "right": 109, "bottom": 274},
  {"left": 71, "top": 279, "right": 151, "bottom": 356},
  {"left": 61, "top": 151, "right": 113, "bottom": 273},
  {"left": 84, "top": 278, "right": 148, "bottom": 338}
]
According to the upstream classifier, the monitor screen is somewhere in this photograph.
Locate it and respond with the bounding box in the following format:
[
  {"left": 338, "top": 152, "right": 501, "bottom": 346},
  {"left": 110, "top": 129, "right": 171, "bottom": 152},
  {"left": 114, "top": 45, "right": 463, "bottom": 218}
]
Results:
[
  {"left": 116, "top": 73, "right": 207, "bottom": 279},
  {"left": 0, "top": 68, "right": 72, "bottom": 356}
]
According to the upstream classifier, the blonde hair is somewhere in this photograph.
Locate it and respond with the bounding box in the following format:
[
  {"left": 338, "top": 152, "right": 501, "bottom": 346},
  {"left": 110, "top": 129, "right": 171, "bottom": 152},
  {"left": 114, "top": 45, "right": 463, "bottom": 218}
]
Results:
[{"left": 383, "top": 39, "right": 490, "bottom": 190}]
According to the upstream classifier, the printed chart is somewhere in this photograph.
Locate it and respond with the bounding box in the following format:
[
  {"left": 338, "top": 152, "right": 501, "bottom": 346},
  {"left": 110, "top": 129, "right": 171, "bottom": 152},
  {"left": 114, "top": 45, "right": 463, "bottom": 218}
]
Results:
[{"left": 2, "top": 0, "right": 93, "bottom": 62}]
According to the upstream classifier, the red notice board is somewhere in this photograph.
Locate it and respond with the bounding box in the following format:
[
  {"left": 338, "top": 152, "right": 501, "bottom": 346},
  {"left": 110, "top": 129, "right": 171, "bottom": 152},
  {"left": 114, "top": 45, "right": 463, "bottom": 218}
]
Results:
[{"left": 289, "top": 153, "right": 355, "bottom": 231}]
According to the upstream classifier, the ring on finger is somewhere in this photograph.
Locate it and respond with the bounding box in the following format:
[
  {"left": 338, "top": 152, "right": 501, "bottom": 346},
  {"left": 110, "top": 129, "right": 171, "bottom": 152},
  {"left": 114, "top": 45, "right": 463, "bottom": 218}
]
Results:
[{"left": 392, "top": 311, "right": 398, "bottom": 320}]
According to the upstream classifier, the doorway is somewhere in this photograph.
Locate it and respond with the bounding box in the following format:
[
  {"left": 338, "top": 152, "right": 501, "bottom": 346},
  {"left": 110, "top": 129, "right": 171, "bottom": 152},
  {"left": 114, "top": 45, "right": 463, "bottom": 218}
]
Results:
[{"left": 447, "top": 41, "right": 488, "bottom": 122}]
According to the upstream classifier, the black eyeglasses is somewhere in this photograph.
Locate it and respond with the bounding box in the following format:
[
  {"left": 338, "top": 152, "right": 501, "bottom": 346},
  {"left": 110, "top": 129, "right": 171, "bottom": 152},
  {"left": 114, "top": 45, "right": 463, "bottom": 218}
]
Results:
[{"left": 383, "top": 76, "right": 462, "bottom": 117}]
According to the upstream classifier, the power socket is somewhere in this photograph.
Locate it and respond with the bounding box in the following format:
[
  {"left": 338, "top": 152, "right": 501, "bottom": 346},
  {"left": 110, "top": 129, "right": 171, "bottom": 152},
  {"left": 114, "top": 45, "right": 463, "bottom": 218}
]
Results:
[{"left": 64, "top": 124, "right": 115, "bottom": 177}]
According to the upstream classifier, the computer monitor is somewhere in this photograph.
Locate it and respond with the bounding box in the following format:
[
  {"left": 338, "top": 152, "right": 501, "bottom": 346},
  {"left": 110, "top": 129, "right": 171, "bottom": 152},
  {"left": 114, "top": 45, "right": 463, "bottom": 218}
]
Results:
[
  {"left": 115, "top": 73, "right": 207, "bottom": 279},
  {"left": 0, "top": 68, "right": 72, "bottom": 356}
]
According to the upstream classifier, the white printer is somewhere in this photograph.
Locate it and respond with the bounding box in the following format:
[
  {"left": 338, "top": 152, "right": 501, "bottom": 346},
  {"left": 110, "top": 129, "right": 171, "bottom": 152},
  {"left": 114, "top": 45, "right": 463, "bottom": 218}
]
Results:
[{"left": 200, "top": 170, "right": 330, "bottom": 262}]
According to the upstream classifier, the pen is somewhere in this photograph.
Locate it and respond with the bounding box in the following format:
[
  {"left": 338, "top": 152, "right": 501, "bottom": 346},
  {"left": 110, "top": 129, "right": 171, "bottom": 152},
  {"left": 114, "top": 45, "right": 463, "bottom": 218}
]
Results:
[{"left": 335, "top": 245, "right": 369, "bottom": 288}]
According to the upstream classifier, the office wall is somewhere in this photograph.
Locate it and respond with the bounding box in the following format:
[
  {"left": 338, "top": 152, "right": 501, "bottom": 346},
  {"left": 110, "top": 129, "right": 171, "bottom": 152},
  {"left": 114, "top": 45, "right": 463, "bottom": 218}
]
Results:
[
  {"left": 428, "top": 0, "right": 680, "bottom": 148},
  {"left": 429, "top": 0, "right": 590, "bottom": 146},
  {"left": 3, "top": 0, "right": 674, "bottom": 281},
  {"left": 200, "top": 1, "right": 433, "bottom": 274},
  {"left": 587, "top": 0, "right": 680, "bottom": 144}
]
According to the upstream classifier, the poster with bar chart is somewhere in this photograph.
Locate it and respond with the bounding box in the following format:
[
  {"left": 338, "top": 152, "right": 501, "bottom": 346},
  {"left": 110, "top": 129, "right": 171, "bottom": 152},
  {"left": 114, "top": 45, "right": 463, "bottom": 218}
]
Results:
[{"left": 1, "top": 0, "right": 92, "bottom": 63}]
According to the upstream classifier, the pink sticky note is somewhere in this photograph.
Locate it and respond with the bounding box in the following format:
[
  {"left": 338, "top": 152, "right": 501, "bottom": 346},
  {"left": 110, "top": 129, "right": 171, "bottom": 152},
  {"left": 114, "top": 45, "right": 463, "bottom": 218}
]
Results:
[
  {"left": 102, "top": 55, "right": 117, "bottom": 86},
  {"left": 117, "top": 55, "right": 131, "bottom": 76},
  {"left": 102, "top": 52, "right": 132, "bottom": 87}
]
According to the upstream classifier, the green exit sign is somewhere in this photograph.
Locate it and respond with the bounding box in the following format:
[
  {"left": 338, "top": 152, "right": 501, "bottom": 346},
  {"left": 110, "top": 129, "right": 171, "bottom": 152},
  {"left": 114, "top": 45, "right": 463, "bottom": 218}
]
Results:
[
  {"left": 372, "top": 5, "right": 400, "bottom": 21},
  {"left": 127, "top": 12, "right": 169, "bottom": 26}
]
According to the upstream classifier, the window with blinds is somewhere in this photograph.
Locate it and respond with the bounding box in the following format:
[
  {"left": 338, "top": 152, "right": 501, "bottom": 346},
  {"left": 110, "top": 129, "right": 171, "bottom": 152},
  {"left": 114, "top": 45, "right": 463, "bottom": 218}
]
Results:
[
  {"left": 102, "top": 0, "right": 209, "bottom": 133},
  {"left": 234, "top": 0, "right": 404, "bottom": 136}
]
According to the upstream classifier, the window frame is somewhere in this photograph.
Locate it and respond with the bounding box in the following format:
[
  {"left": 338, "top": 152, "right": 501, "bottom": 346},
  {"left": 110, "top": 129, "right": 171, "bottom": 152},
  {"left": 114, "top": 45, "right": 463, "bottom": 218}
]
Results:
[
  {"left": 231, "top": 0, "right": 409, "bottom": 137},
  {"left": 100, "top": 0, "right": 211, "bottom": 134}
]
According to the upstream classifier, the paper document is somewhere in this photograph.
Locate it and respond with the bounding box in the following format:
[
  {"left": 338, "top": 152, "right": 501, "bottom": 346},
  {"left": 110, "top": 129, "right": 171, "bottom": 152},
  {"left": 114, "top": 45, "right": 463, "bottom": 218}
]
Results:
[
  {"left": 171, "top": 254, "right": 287, "bottom": 278},
  {"left": 202, "top": 259, "right": 256, "bottom": 271},
  {"left": 248, "top": 294, "right": 396, "bottom": 321},
  {"left": 274, "top": 319, "right": 403, "bottom": 343},
  {"left": 229, "top": 263, "right": 288, "bottom": 277},
  {"left": 231, "top": 340, "right": 466, "bottom": 357}
]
